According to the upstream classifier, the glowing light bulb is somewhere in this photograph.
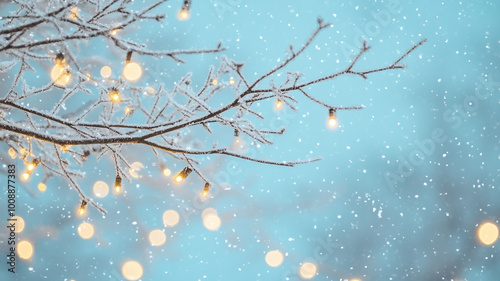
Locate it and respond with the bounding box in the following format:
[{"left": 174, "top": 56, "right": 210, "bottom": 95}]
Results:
[
  {"left": 328, "top": 108, "right": 338, "bottom": 128},
  {"left": 78, "top": 200, "right": 87, "bottom": 216},
  {"left": 12, "top": 216, "right": 25, "bottom": 233},
  {"left": 211, "top": 78, "right": 218, "bottom": 85},
  {"left": 78, "top": 222, "right": 94, "bottom": 239},
  {"left": 275, "top": 99, "right": 282, "bottom": 110},
  {"left": 22, "top": 172, "right": 30, "bottom": 181},
  {"left": 203, "top": 213, "right": 221, "bottom": 231},
  {"left": 38, "top": 182, "right": 47, "bottom": 192},
  {"left": 125, "top": 106, "right": 132, "bottom": 115},
  {"left": 114, "top": 176, "right": 122, "bottom": 193},
  {"left": 60, "top": 145, "right": 72, "bottom": 151},
  {"left": 100, "top": 66, "right": 112, "bottom": 78},
  {"left": 149, "top": 230, "right": 166, "bottom": 246},
  {"left": 51, "top": 64, "right": 72, "bottom": 86},
  {"left": 163, "top": 168, "right": 171, "bottom": 177},
  {"left": 201, "top": 183, "right": 210, "bottom": 198},
  {"left": 265, "top": 250, "right": 284, "bottom": 267},
  {"left": 8, "top": 147, "right": 16, "bottom": 159},
  {"left": 93, "top": 181, "right": 109, "bottom": 198},
  {"left": 163, "top": 210, "right": 180, "bottom": 227},
  {"left": 122, "top": 261, "right": 143, "bottom": 281},
  {"left": 173, "top": 167, "right": 192, "bottom": 183},
  {"left": 123, "top": 62, "right": 142, "bottom": 81},
  {"left": 175, "top": 175, "right": 183, "bottom": 183},
  {"left": 478, "top": 222, "right": 499, "bottom": 245},
  {"left": 229, "top": 77, "right": 235, "bottom": 85},
  {"left": 178, "top": 9, "right": 189, "bottom": 20},
  {"left": 109, "top": 90, "right": 121, "bottom": 103},
  {"left": 299, "top": 262, "right": 317, "bottom": 279},
  {"left": 17, "top": 240, "right": 33, "bottom": 259},
  {"left": 69, "top": 7, "right": 79, "bottom": 20}
]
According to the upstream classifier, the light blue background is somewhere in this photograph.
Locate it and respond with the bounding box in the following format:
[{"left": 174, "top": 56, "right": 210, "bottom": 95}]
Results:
[{"left": 1, "top": 0, "right": 499, "bottom": 280}]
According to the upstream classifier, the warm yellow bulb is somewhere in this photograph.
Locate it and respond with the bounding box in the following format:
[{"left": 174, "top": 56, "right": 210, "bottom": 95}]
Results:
[
  {"left": 229, "top": 77, "right": 235, "bottom": 85},
  {"left": 265, "top": 250, "right": 284, "bottom": 267},
  {"left": 78, "top": 207, "right": 85, "bottom": 216},
  {"left": 69, "top": 7, "right": 79, "bottom": 20},
  {"left": 60, "top": 145, "right": 72, "bottom": 151},
  {"left": 27, "top": 163, "right": 35, "bottom": 171},
  {"left": 163, "top": 210, "right": 180, "bottom": 227},
  {"left": 38, "top": 183, "right": 47, "bottom": 192},
  {"left": 109, "top": 91, "right": 121, "bottom": 103},
  {"left": 201, "top": 190, "right": 209, "bottom": 198},
  {"left": 148, "top": 229, "right": 167, "bottom": 246},
  {"left": 12, "top": 216, "right": 25, "bottom": 233},
  {"left": 115, "top": 184, "right": 121, "bottom": 193},
  {"left": 478, "top": 222, "right": 499, "bottom": 245},
  {"left": 299, "top": 262, "right": 317, "bottom": 279},
  {"left": 211, "top": 78, "right": 218, "bottom": 85},
  {"left": 22, "top": 172, "right": 30, "bottom": 180},
  {"left": 175, "top": 175, "right": 183, "bottom": 183},
  {"left": 8, "top": 147, "right": 16, "bottom": 159},
  {"left": 125, "top": 106, "right": 132, "bottom": 114},
  {"left": 100, "top": 66, "right": 112, "bottom": 78},
  {"left": 77, "top": 222, "right": 94, "bottom": 239},
  {"left": 275, "top": 99, "right": 282, "bottom": 109},
  {"left": 163, "top": 168, "right": 171, "bottom": 177},
  {"left": 328, "top": 117, "right": 337, "bottom": 127},
  {"left": 51, "top": 64, "right": 72, "bottom": 86},
  {"left": 17, "top": 240, "right": 33, "bottom": 259},
  {"left": 122, "top": 261, "right": 143, "bottom": 281},
  {"left": 203, "top": 213, "right": 221, "bottom": 231},
  {"left": 178, "top": 9, "right": 189, "bottom": 20},
  {"left": 123, "top": 62, "right": 143, "bottom": 81}
]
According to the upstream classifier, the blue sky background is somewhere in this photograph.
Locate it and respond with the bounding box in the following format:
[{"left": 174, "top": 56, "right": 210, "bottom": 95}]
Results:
[{"left": 1, "top": 0, "right": 499, "bottom": 280}]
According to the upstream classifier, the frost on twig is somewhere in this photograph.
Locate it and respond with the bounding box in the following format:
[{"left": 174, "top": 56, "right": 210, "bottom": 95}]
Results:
[{"left": 0, "top": 1, "right": 425, "bottom": 214}]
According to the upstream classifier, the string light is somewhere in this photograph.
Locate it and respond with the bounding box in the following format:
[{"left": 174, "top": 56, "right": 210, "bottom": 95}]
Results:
[
  {"left": 60, "top": 144, "right": 72, "bottom": 151},
  {"left": 478, "top": 222, "right": 499, "bottom": 245},
  {"left": 201, "top": 182, "right": 210, "bottom": 198},
  {"left": 178, "top": 0, "right": 191, "bottom": 20},
  {"left": 101, "top": 66, "right": 112, "bottom": 78},
  {"left": 78, "top": 200, "right": 87, "bottom": 216},
  {"left": 109, "top": 88, "right": 122, "bottom": 103},
  {"left": 22, "top": 158, "right": 39, "bottom": 180},
  {"left": 124, "top": 106, "right": 133, "bottom": 115},
  {"left": 68, "top": 7, "right": 79, "bottom": 20},
  {"left": 51, "top": 53, "right": 71, "bottom": 86},
  {"left": 299, "top": 262, "right": 317, "bottom": 279},
  {"left": 211, "top": 78, "right": 218, "bottom": 85},
  {"left": 123, "top": 51, "right": 143, "bottom": 81},
  {"left": 114, "top": 175, "right": 122, "bottom": 193},
  {"left": 229, "top": 76, "right": 235, "bottom": 85},
  {"left": 173, "top": 167, "right": 192, "bottom": 183},
  {"left": 328, "top": 108, "right": 337, "bottom": 128},
  {"left": 38, "top": 182, "right": 47, "bottom": 192},
  {"left": 275, "top": 99, "right": 282, "bottom": 110}
]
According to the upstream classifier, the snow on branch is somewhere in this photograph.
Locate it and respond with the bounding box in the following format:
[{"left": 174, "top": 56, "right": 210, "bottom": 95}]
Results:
[{"left": 0, "top": 1, "right": 425, "bottom": 214}]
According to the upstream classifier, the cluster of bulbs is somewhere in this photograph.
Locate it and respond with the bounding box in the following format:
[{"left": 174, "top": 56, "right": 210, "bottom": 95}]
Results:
[
  {"left": 21, "top": 159, "right": 39, "bottom": 181},
  {"left": 172, "top": 167, "right": 211, "bottom": 198}
]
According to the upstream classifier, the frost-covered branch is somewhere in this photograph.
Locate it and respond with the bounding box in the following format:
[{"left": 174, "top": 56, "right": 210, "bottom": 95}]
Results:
[{"left": 0, "top": 1, "right": 425, "bottom": 214}]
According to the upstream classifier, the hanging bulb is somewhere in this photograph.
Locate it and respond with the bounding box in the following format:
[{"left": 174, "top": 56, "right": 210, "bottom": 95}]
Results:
[
  {"left": 114, "top": 176, "right": 122, "bottom": 193},
  {"left": 78, "top": 200, "right": 87, "bottom": 216},
  {"left": 123, "top": 51, "right": 142, "bottom": 81},
  {"left": 21, "top": 172, "right": 30, "bottom": 181},
  {"left": 178, "top": 0, "right": 191, "bottom": 20},
  {"left": 234, "top": 129, "right": 240, "bottom": 143},
  {"left": 173, "top": 167, "right": 192, "bottom": 183},
  {"left": 328, "top": 108, "right": 337, "bottom": 128},
  {"left": 275, "top": 99, "right": 282, "bottom": 110},
  {"left": 229, "top": 77, "right": 235, "bottom": 85},
  {"left": 51, "top": 53, "right": 71, "bottom": 86},
  {"left": 201, "top": 183, "right": 210, "bottom": 198},
  {"left": 124, "top": 106, "right": 133, "bottom": 115},
  {"left": 109, "top": 88, "right": 121, "bottom": 103},
  {"left": 27, "top": 159, "right": 39, "bottom": 172},
  {"left": 211, "top": 78, "right": 218, "bottom": 85}
]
